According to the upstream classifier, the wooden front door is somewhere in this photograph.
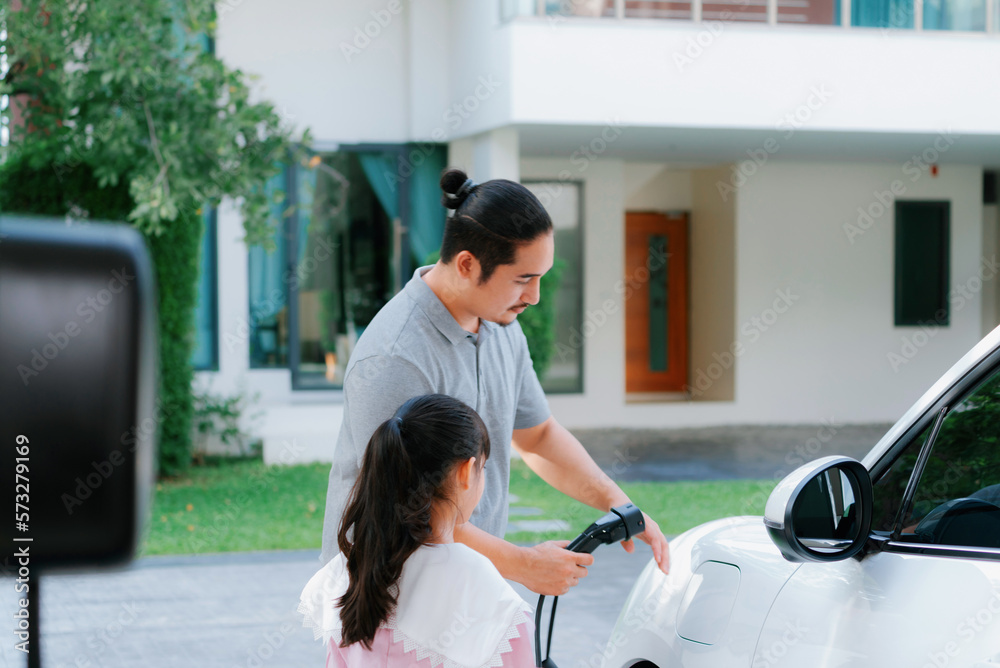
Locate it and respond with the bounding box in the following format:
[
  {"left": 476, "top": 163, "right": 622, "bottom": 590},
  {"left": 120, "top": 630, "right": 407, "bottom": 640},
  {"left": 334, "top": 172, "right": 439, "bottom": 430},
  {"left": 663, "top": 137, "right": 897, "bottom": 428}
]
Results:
[{"left": 624, "top": 212, "right": 688, "bottom": 394}]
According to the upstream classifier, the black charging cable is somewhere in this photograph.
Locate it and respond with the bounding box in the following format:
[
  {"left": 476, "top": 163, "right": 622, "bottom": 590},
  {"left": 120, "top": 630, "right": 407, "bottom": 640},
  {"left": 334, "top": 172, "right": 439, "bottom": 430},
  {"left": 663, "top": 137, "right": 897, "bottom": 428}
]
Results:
[{"left": 533, "top": 503, "right": 645, "bottom": 668}]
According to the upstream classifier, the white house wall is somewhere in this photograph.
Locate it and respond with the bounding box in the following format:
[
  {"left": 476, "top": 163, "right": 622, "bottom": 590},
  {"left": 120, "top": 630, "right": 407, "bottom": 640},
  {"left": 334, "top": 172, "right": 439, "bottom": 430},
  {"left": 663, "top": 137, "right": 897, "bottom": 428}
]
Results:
[
  {"left": 524, "top": 157, "right": 988, "bottom": 431},
  {"left": 216, "top": 0, "right": 413, "bottom": 144},
  {"left": 203, "top": 156, "right": 989, "bottom": 461},
  {"left": 438, "top": 2, "right": 513, "bottom": 142},
  {"left": 203, "top": 2, "right": 999, "bottom": 462},
  {"left": 733, "top": 161, "right": 987, "bottom": 424},
  {"left": 215, "top": 0, "right": 512, "bottom": 146},
  {"left": 506, "top": 20, "right": 1000, "bottom": 138},
  {"left": 407, "top": 0, "right": 454, "bottom": 141},
  {"left": 689, "top": 166, "right": 738, "bottom": 403},
  {"left": 522, "top": 157, "right": 746, "bottom": 429},
  {"left": 217, "top": 3, "right": 1000, "bottom": 145},
  {"left": 624, "top": 164, "right": 692, "bottom": 211}
]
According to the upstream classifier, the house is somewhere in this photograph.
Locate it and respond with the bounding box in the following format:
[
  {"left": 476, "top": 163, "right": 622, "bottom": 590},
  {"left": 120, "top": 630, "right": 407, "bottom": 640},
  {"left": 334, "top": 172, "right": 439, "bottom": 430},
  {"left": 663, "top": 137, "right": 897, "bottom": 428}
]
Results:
[{"left": 192, "top": 0, "right": 1000, "bottom": 463}]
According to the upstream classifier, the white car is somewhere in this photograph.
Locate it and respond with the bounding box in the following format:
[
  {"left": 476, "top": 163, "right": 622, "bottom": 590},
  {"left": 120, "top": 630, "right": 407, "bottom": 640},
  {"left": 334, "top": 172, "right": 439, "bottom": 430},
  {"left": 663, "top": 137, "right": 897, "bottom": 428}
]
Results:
[{"left": 604, "top": 327, "right": 1000, "bottom": 668}]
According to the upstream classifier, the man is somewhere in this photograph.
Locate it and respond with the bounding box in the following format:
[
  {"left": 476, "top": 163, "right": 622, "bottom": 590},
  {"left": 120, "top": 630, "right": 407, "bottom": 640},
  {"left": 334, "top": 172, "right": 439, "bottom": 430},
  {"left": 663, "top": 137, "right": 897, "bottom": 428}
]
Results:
[{"left": 321, "top": 171, "right": 669, "bottom": 595}]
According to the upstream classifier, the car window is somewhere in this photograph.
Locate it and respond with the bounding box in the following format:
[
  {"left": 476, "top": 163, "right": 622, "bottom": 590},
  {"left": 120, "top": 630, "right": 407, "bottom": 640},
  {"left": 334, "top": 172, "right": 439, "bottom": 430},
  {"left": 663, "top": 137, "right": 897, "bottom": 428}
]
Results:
[
  {"left": 870, "top": 424, "right": 932, "bottom": 533},
  {"left": 897, "top": 370, "right": 1000, "bottom": 549}
]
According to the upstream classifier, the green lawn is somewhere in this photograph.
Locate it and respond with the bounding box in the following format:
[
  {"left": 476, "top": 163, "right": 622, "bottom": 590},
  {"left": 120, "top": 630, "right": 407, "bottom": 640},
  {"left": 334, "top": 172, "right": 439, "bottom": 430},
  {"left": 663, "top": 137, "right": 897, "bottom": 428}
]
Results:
[
  {"left": 140, "top": 458, "right": 330, "bottom": 556},
  {"left": 139, "top": 457, "right": 779, "bottom": 556},
  {"left": 507, "top": 459, "right": 778, "bottom": 544}
]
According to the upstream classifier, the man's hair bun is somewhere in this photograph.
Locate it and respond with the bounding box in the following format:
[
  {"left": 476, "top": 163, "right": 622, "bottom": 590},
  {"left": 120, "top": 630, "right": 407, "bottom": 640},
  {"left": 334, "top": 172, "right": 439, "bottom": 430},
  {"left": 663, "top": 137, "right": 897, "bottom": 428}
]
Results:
[
  {"left": 436, "top": 166, "right": 553, "bottom": 283},
  {"left": 440, "top": 168, "right": 476, "bottom": 210}
]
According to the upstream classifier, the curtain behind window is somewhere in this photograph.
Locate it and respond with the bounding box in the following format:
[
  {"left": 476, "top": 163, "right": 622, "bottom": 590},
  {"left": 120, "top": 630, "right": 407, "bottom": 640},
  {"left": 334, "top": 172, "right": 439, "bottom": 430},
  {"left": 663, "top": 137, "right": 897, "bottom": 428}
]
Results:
[
  {"left": 191, "top": 208, "right": 217, "bottom": 370},
  {"left": 407, "top": 145, "right": 447, "bottom": 266},
  {"left": 359, "top": 147, "right": 447, "bottom": 268}
]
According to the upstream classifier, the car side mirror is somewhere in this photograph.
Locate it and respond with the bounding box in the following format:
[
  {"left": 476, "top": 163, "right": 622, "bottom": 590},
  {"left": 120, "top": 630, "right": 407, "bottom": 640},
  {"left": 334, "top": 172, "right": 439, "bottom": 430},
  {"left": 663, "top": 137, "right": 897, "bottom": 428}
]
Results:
[
  {"left": 764, "top": 456, "right": 873, "bottom": 563},
  {"left": 0, "top": 216, "right": 158, "bottom": 571}
]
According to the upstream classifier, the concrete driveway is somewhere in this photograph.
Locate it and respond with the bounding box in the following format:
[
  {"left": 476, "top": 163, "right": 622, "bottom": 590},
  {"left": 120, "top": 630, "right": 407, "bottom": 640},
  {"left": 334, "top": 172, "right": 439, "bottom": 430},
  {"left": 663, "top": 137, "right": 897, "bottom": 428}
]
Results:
[{"left": 2, "top": 543, "right": 653, "bottom": 668}]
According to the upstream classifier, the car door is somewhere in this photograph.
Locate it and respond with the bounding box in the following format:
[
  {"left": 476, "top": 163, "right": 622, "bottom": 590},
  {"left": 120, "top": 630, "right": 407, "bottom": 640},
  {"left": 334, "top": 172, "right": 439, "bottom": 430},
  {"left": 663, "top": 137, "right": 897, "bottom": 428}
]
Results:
[{"left": 752, "top": 361, "right": 1000, "bottom": 668}]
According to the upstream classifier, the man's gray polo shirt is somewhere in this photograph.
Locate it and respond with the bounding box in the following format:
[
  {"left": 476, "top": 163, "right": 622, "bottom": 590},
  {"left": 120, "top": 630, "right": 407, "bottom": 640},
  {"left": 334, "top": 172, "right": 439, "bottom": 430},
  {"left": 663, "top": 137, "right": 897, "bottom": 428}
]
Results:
[{"left": 320, "top": 266, "right": 551, "bottom": 563}]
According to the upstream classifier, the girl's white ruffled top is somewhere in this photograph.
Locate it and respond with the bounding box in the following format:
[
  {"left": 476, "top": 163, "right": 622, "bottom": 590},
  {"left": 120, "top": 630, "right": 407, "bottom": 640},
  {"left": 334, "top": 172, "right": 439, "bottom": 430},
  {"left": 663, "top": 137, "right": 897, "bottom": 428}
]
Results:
[{"left": 298, "top": 542, "right": 535, "bottom": 668}]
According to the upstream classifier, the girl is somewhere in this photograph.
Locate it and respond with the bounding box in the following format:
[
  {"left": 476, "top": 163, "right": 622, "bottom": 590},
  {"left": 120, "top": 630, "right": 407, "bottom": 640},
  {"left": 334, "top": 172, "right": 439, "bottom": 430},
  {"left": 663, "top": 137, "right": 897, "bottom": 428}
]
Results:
[{"left": 299, "top": 394, "right": 535, "bottom": 667}]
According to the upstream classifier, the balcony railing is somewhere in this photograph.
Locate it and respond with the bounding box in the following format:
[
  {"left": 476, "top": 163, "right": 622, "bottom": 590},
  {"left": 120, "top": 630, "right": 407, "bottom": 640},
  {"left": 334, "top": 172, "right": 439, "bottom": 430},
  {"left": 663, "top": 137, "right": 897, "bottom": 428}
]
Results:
[{"left": 502, "top": 0, "right": 998, "bottom": 32}]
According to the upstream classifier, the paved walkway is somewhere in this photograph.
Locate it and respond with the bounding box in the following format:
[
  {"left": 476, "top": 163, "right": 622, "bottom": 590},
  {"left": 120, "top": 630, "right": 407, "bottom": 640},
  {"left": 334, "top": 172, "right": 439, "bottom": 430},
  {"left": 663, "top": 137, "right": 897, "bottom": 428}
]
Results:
[{"left": 0, "top": 423, "right": 893, "bottom": 668}]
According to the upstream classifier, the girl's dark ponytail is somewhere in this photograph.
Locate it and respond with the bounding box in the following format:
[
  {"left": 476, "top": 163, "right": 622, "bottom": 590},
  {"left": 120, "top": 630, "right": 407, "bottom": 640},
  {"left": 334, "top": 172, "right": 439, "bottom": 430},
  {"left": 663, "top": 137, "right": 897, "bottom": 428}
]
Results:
[{"left": 335, "top": 394, "right": 490, "bottom": 649}]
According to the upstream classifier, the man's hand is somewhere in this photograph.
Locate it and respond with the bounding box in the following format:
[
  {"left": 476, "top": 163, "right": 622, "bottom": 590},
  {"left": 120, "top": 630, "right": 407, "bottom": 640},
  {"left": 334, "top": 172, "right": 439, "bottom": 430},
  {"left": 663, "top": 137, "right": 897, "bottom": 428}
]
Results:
[
  {"left": 517, "top": 540, "right": 594, "bottom": 596},
  {"left": 620, "top": 512, "right": 670, "bottom": 574},
  {"left": 512, "top": 419, "right": 670, "bottom": 576}
]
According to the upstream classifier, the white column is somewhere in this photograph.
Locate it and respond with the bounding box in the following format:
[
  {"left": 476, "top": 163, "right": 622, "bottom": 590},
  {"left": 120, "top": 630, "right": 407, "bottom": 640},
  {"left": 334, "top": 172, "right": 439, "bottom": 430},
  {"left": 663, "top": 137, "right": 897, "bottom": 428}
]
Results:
[
  {"left": 201, "top": 197, "right": 251, "bottom": 396},
  {"left": 983, "top": 204, "right": 1000, "bottom": 338},
  {"left": 472, "top": 127, "right": 521, "bottom": 182},
  {"left": 447, "top": 137, "right": 475, "bottom": 173},
  {"left": 406, "top": 0, "right": 451, "bottom": 141}
]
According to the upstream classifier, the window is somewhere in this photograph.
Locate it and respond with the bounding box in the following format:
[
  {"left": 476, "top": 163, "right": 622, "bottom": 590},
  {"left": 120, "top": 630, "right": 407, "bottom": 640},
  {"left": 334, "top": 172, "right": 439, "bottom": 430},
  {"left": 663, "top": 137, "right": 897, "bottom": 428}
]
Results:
[
  {"left": 191, "top": 208, "right": 219, "bottom": 371},
  {"left": 871, "top": 423, "right": 931, "bottom": 533},
  {"left": 524, "top": 181, "right": 584, "bottom": 394},
  {"left": 248, "top": 145, "right": 449, "bottom": 388},
  {"left": 894, "top": 201, "right": 949, "bottom": 327},
  {"left": 852, "top": 0, "right": 914, "bottom": 27},
  {"left": 185, "top": 10, "right": 220, "bottom": 372},
  {"left": 291, "top": 146, "right": 448, "bottom": 389},
  {"left": 248, "top": 166, "right": 292, "bottom": 369},
  {"left": 895, "top": 369, "right": 1000, "bottom": 549},
  {"left": 775, "top": 0, "right": 840, "bottom": 23},
  {"left": 923, "top": 0, "right": 986, "bottom": 29},
  {"left": 624, "top": 1, "right": 693, "bottom": 20},
  {"left": 500, "top": 0, "right": 536, "bottom": 20},
  {"left": 291, "top": 150, "right": 397, "bottom": 388},
  {"left": 702, "top": 0, "right": 767, "bottom": 21}
]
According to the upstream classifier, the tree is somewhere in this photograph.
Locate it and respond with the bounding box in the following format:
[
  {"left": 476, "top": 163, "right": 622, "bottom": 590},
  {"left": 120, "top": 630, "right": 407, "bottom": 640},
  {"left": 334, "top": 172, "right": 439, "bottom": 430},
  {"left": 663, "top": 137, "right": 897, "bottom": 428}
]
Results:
[{"left": 0, "top": 0, "right": 305, "bottom": 475}]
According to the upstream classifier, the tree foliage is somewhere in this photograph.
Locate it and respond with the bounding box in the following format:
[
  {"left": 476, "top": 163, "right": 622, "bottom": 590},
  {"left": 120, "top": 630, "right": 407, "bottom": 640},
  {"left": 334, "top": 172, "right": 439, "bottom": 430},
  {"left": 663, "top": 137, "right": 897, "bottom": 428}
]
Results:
[
  {"left": 517, "top": 258, "right": 564, "bottom": 381},
  {"left": 1, "top": 0, "right": 305, "bottom": 475},
  {"left": 1, "top": 0, "right": 301, "bottom": 244}
]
